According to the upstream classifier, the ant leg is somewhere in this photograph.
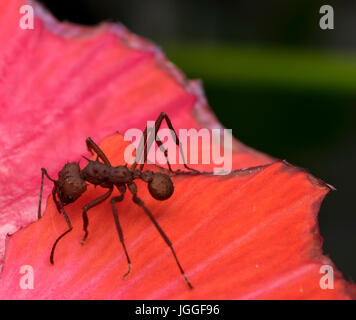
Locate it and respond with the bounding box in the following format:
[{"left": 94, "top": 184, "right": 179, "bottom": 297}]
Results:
[
  {"left": 38, "top": 168, "right": 57, "bottom": 219},
  {"left": 86, "top": 137, "right": 111, "bottom": 165},
  {"left": 50, "top": 200, "right": 73, "bottom": 264},
  {"left": 110, "top": 185, "right": 132, "bottom": 279},
  {"left": 130, "top": 125, "right": 149, "bottom": 171},
  {"left": 39, "top": 169, "right": 75, "bottom": 263},
  {"left": 131, "top": 112, "right": 168, "bottom": 172},
  {"left": 81, "top": 187, "right": 113, "bottom": 244},
  {"left": 127, "top": 182, "right": 193, "bottom": 289},
  {"left": 154, "top": 135, "right": 185, "bottom": 173},
  {"left": 154, "top": 112, "right": 200, "bottom": 173},
  {"left": 51, "top": 187, "right": 62, "bottom": 214},
  {"left": 131, "top": 112, "right": 199, "bottom": 173}
]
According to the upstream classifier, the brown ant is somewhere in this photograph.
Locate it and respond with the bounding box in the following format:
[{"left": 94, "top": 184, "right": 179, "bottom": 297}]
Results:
[{"left": 37, "top": 112, "right": 202, "bottom": 289}]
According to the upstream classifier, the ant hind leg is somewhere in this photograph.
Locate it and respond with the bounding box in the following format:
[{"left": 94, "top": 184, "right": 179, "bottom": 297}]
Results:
[
  {"left": 85, "top": 137, "right": 111, "bottom": 165},
  {"left": 131, "top": 112, "right": 200, "bottom": 174},
  {"left": 127, "top": 182, "right": 193, "bottom": 289}
]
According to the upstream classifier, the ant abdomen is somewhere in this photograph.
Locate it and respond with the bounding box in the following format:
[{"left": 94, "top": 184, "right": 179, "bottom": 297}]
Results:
[{"left": 148, "top": 173, "right": 174, "bottom": 201}]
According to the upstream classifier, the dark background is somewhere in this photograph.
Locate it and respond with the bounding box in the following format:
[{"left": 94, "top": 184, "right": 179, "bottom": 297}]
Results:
[{"left": 37, "top": 0, "right": 356, "bottom": 283}]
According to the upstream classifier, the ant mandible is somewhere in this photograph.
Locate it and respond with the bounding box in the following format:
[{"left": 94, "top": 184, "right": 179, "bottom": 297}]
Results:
[{"left": 37, "top": 112, "right": 201, "bottom": 289}]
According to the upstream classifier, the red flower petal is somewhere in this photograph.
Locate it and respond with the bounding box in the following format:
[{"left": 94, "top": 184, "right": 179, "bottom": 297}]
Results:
[
  {"left": 0, "top": 0, "right": 270, "bottom": 272},
  {"left": 0, "top": 135, "right": 354, "bottom": 299}
]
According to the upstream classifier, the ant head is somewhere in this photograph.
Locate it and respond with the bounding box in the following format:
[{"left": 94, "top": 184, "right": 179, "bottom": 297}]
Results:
[
  {"left": 57, "top": 162, "right": 87, "bottom": 205},
  {"left": 142, "top": 171, "right": 174, "bottom": 201},
  {"left": 60, "top": 181, "right": 87, "bottom": 205}
]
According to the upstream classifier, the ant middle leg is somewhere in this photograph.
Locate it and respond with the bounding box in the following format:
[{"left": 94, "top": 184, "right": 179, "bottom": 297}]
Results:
[
  {"left": 127, "top": 182, "right": 193, "bottom": 289},
  {"left": 110, "top": 185, "right": 132, "bottom": 279},
  {"left": 81, "top": 186, "right": 113, "bottom": 245}
]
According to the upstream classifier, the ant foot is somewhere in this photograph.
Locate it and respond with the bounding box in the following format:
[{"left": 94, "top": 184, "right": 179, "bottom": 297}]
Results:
[{"left": 122, "top": 263, "right": 132, "bottom": 279}]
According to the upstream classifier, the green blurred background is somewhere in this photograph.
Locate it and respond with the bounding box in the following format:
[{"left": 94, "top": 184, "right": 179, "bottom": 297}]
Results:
[{"left": 39, "top": 0, "right": 356, "bottom": 283}]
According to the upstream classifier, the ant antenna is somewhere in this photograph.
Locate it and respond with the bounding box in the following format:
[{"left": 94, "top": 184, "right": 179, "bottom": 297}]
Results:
[{"left": 38, "top": 168, "right": 56, "bottom": 219}]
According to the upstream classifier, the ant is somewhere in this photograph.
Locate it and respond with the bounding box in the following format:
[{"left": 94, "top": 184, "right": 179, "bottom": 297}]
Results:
[{"left": 37, "top": 112, "right": 202, "bottom": 289}]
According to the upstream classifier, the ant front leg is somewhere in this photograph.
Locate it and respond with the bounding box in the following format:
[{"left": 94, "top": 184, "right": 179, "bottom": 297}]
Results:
[
  {"left": 50, "top": 196, "right": 73, "bottom": 264},
  {"left": 127, "top": 182, "right": 193, "bottom": 289},
  {"left": 38, "top": 168, "right": 74, "bottom": 264},
  {"left": 51, "top": 187, "right": 62, "bottom": 214}
]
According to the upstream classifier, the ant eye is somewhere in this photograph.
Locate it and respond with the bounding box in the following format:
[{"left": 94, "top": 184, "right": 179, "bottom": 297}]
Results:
[{"left": 148, "top": 173, "right": 174, "bottom": 201}]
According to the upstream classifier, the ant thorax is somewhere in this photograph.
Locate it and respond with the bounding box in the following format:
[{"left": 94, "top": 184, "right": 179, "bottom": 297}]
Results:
[
  {"left": 81, "top": 160, "right": 133, "bottom": 187},
  {"left": 109, "top": 165, "right": 133, "bottom": 185},
  {"left": 81, "top": 160, "right": 111, "bottom": 187}
]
